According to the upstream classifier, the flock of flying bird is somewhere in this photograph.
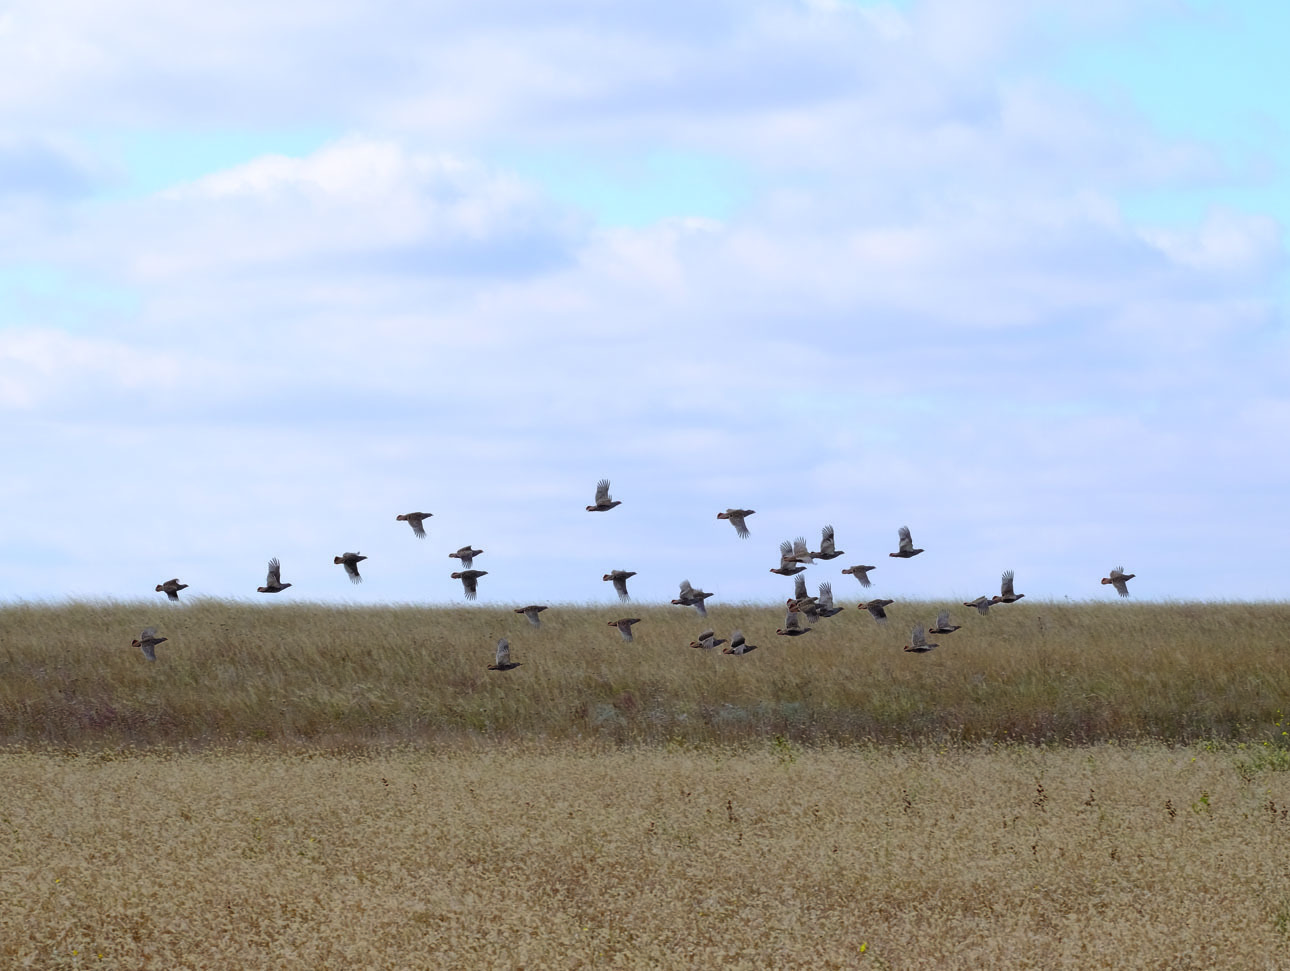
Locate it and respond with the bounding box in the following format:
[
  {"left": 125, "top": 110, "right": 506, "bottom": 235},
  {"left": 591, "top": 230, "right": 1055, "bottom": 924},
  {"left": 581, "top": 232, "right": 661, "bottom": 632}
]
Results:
[{"left": 130, "top": 478, "right": 1138, "bottom": 670}]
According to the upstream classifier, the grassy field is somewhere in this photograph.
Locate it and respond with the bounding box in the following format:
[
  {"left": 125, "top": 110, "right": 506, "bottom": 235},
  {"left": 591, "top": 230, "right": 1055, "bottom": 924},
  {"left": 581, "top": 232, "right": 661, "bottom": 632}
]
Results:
[
  {"left": 1, "top": 599, "right": 1287, "bottom": 748},
  {"left": 3, "top": 744, "right": 1290, "bottom": 969},
  {"left": 4, "top": 601, "right": 1290, "bottom": 968}
]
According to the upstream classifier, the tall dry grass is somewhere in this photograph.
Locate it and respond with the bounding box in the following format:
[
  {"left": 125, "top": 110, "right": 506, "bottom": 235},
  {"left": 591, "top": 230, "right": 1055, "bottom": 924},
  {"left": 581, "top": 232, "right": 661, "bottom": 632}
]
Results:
[
  {"left": 1, "top": 599, "right": 1287, "bottom": 748},
  {"left": 3, "top": 744, "right": 1289, "bottom": 969}
]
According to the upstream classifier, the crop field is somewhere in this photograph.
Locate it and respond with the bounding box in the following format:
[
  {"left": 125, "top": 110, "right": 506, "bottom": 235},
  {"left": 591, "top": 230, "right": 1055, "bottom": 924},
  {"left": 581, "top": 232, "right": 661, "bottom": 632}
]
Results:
[
  {"left": 3, "top": 601, "right": 1290, "bottom": 968},
  {"left": 1, "top": 600, "right": 1287, "bottom": 748}
]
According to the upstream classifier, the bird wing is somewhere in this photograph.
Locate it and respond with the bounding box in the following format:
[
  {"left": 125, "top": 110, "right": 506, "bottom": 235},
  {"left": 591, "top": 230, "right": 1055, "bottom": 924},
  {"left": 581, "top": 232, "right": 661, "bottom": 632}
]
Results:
[
  {"left": 792, "top": 537, "right": 814, "bottom": 563},
  {"left": 594, "top": 478, "right": 612, "bottom": 505},
  {"left": 266, "top": 558, "right": 282, "bottom": 585},
  {"left": 898, "top": 526, "right": 913, "bottom": 553},
  {"left": 1001, "top": 570, "right": 1016, "bottom": 598},
  {"left": 818, "top": 581, "right": 834, "bottom": 608},
  {"left": 613, "top": 574, "right": 630, "bottom": 599},
  {"left": 820, "top": 525, "right": 835, "bottom": 555},
  {"left": 729, "top": 511, "right": 751, "bottom": 538},
  {"left": 495, "top": 638, "right": 511, "bottom": 666}
]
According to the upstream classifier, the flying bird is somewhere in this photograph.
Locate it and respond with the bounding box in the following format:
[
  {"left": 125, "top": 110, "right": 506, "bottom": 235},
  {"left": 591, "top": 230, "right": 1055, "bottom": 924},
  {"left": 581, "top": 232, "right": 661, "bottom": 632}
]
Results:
[
  {"left": 812, "top": 525, "right": 844, "bottom": 560},
  {"left": 776, "top": 610, "right": 812, "bottom": 637},
  {"left": 672, "top": 580, "right": 714, "bottom": 616},
  {"left": 514, "top": 605, "right": 548, "bottom": 628},
  {"left": 609, "top": 617, "right": 641, "bottom": 642},
  {"left": 689, "top": 629, "right": 727, "bottom": 650},
  {"left": 860, "top": 599, "right": 894, "bottom": 624},
  {"left": 770, "top": 540, "right": 807, "bottom": 576},
  {"left": 992, "top": 570, "right": 1025, "bottom": 604},
  {"left": 791, "top": 537, "right": 815, "bottom": 565},
  {"left": 257, "top": 558, "right": 292, "bottom": 594},
  {"left": 725, "top": 630, "right": 758, "bottom": 655},
  {"left": 452, "top": 570, "right": 488, "bottom": 600},
  {"left": 603, "top": 569, "right": 636, "bottom": 601},
  {"left": 928, "top": 609, "right": 960, "bottom": 634},
  {"left": 1101, "top": 567, "right": 1136, "bottom": 597},
  {"left": 155, "top": 579, "right": 188, "bottom": 602},
  {"left": 963, "top": 596, "right": 992, "bottom": 616},
  {"left": 449, "top": 545, "right": 484, "bottom": 570},
  {"left": 841, "top": 564, "right": 877, "bottom": 588},
  {"left": 131, "top": 627, "right": 167, "bottom": 661},
  {"left": 586, "top": 478, "right": 621, "bottom": 512},
  {"left": 396, "top": 512, "right": 433, "bottom": 538},
  {"left": 488, "top": 637, "right": 521, "bottom": 671},
  {"left": 890, "top": 526, "right": 923, "bottom": 558},
  {"left": 334, "top": 552, "right": 367, "bottom": 584},
  {"left": 717, "top": 508, "right": 755, "bottom": 538},
  {"left": 815, "top": 581, "right": 844, "bottom": 618},
  {"left": 904, "top": 626, "right": 938, "bottom": 654}
]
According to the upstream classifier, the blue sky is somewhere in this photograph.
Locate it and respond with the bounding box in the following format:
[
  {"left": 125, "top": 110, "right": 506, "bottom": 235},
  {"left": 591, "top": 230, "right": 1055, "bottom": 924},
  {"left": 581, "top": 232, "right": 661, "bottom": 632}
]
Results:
[{"left": 1, "top": 0, "right": 1286, "bottom": 607}]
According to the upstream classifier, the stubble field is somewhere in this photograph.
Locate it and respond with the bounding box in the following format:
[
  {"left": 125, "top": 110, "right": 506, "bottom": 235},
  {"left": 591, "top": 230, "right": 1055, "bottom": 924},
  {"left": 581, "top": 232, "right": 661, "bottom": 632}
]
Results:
[{"left": 2, "top": 600, "right": 1289, "bottom": 968}]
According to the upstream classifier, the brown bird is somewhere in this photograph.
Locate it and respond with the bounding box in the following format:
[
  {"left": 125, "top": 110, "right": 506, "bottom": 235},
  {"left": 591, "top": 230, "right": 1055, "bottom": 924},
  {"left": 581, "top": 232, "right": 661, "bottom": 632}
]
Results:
[
  {"left": 155, "top": 579, "right": 188, "bottom": 602},
  {"left": 334, "top": 552, "right": 367, "bottom": 584},
  {"left": 725, "top": 630, "right": 758, "bottom": 655},
  {"left": 672, "top": 580, "right": 714, "bottom": 617},
  {"left": 776, "top": 610, "right": 812, "bottom": 637},
  {"left": 860, "top": 599, "right": 894, "bottom": 624},
  {"left": 770, "top": 540, "right": 807, "bottom": 576},
  {"left": 586, "top": 478, "right": 621, "bottom": 512},
  {"left": 609, "top": 617, "right": 641, "bottom": 642},
  {"left": 812, "top": 525, "right": 844, "bottom": 560},
  {"left": 841, "top": 564, "right": 877, "bottom": 588},
  {"left": 514, "top": 605, "right": 548, "bottom": 628},
  {"left": 890, "top": 525, "right": 923, "bottom": 558},
  {"left": 815, "top": 581, "right": 844, "bottom": 618},
  {"left": 257, "top": 558, "right": 292, "bottom": 594},
  {"left": 603, "top": 569, "right": 636, "bottom": 601},
  {"left": 904, "top": 626, "right": 938, "bottom": 653},
  {"left": 1101, "top": 567, "right": 1135, "bottom": 597},
  {"left": 717, "top": 508, "right": 755, "bottom": 538},
  {"left": 488, "top": 637, "right": 521, "bottom": 671},
  {"left": 131, "top": 627, "right": 167, "bottom": 661},
  {"left": 689, "top": 629, "right": 727, "bottom": 650},
  {"left": 449, "top": 545, "right": 484, "bottom": 570},
  {"left": 451, "top": 569, "right": 488, "bottom": 600},
  {"left": 928, "top": 609, "right": 960, "bottom": 634},
  {"left": 790, "top": 537, "right": 815, "bottom": 565},
  {"left": 991, "top": 570, "right": 1025, "bottom": 604},
  {"left": 963, "top": 595, "right": 992, "bottom": 616},
  {"left": 396, "top": 511, "right": 433, "bottom": 538}
]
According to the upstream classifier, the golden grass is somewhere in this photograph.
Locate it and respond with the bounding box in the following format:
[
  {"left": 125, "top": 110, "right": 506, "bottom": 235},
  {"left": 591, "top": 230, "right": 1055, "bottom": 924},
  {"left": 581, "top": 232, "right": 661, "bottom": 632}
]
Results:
[
  {"left": 2, "top": 600, "right": 1289, "bottom": 748},
  {"left": 3, "top": 744, "right": 1290, "bottom": 969}
]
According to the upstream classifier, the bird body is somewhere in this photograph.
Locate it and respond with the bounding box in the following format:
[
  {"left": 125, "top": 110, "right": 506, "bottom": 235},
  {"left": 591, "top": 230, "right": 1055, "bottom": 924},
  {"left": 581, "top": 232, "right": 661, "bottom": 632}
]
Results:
[
  {"left": 488, "top": 637, "right": 521, "bottom": 671},
  {"left": 396, "top": 512, "right": 433, "bottom": 538},
  {"left": 689, "top": 629, "right": 727, "bottom": 650},
  {"left": 861, "top": 599, "right": 894, "bottom": 623},
  {"left": 992, "top": 570, "right": 1025, "bottom": 604},
  {"left": 890, "top": 526, "right": 923, "bottom": 558},
  {"left": 904, "top": 626, "right": 938, "bottom": 653},
  {"left": 812, "top": 525, "right": 844, "bottom": 560},
  {"left": 603, "top": 569, "right": 636, "bottom": 601},
  {"left": 334, "top": 552, "right": 367, "bottom": 584},
  {"left": 928, "top": 609, "right": 960, "bottom": 634},
  {"left": 452, "top": 570, "right": 488, "bottom": 600},
  {"left": 725, "top": 630, "right": 758, "bottom": 655},
  {"left": 770, "top": 540, "right": 807, "bottom": 576},
  {"left": 671, "top": 580, "right": 714, "bottom": 616},
  {"left": 257, "top": 558, "right": 292, "bottom": 593},
  {"left": 131, "top": 627, "right": 167, "bottom": 661},
  {"left": 717, "top": 508, "right": 755, "bottom": 538},
  {"left": 776, "top": 610, "right": 812, "bottom": 636},
  {"left": 610, "top": 618, "right": 641, "bottom": 642},
  {"left": 515, "top": 605, "right": 548, "bottom": 627},
  {"left": 155, "top": 579, "right": 188, "bottom": 601},
  {"left": 1102, "top": 567, "right": 1135, "bottom": 597},
  {"left": 841, "top": 564, "right": 877, "bottom": 587},
  {"left": 586, "top": 478, "right": 621, "bottom": 512},
  {"left": 449, "top": 545, "right": 484, "bottom": 570}
]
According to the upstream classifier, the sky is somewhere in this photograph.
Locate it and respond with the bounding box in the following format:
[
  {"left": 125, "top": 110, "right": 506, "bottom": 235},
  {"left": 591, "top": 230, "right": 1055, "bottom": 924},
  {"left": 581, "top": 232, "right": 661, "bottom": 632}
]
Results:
[{"left": 1, "top": 0, "right": 1287, "bottom": 608}]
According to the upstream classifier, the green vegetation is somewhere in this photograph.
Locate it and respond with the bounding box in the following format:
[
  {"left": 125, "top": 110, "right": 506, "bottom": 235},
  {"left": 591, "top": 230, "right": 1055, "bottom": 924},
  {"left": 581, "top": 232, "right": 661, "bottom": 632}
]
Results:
[{"left": 2, "top": 599, "right": 1287, "bottom": 749}]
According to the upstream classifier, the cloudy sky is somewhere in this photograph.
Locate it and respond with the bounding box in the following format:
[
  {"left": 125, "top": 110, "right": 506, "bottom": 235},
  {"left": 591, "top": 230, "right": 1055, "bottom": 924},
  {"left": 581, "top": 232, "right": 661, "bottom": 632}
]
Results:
[{"left": 1, "top": 0, "right": 1286, "bottom": 607}]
